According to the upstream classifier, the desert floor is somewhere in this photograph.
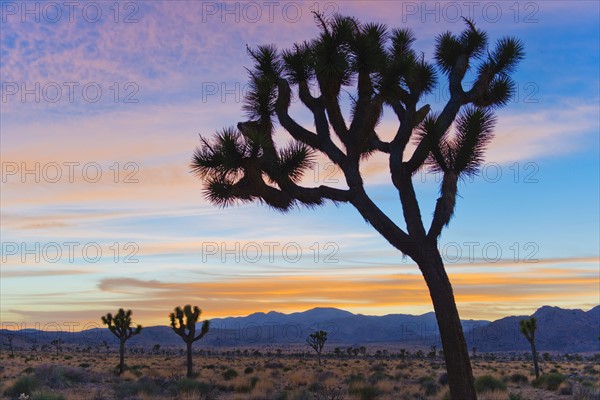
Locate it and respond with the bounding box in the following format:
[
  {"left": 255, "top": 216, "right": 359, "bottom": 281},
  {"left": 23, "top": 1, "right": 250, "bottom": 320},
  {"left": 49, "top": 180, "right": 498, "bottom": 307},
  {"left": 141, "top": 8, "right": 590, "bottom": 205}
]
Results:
[{"left": 1, "top": 350, "right": 598, "bottom": 399}]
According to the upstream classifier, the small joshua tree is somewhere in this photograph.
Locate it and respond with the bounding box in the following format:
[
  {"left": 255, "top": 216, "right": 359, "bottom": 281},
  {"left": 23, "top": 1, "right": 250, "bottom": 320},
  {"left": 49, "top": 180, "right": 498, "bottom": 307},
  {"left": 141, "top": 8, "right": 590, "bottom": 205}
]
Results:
[
  {"left": 170, "top": 305, "right": 210, "bottom": 378},
  {"left": 50, "top": 338, "right": 63, "bottom": 356},
  {"left": 519, "top": 317, "right": 539, "bottom": 378},
  {"left": 307, "top": 330, "right": 328, "bottom": 366},
  {"left": 101, "top": 308, "right": 142, "bottom": 375},
  {"left": 5, "top": 334, "right": 15, "bottom": 358}
]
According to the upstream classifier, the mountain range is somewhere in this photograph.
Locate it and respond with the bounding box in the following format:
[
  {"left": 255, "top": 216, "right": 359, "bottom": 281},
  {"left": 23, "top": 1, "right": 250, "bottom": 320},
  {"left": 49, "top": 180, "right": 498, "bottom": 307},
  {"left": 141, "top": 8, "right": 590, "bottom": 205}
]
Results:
[{"left": 2, "top": 306, "right": 598, "bottom": 353}]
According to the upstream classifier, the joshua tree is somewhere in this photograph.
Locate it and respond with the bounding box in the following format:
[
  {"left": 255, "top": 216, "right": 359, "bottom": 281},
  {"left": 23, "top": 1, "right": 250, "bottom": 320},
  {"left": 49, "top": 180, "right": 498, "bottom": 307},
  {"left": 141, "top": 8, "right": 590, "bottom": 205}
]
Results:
[
  {"left": 520, "top": 317, "right": 540, "bottom": 378},
  {"left": 333, "top": 347, "right": 342, "bottom": 358},
  {"left": 5, "top": 334, "right": 15, "bottom": 357},
  {"left": 359, "top": 346, "right": 367, "bottom": 358},
  {"left": 306, "top": 330, "right": 328, "bottom": 366},
  {"left": 101, "top": 308, "right": 142, "bottom": 375},
  {"left": 50, "top": 338, "right": 63, "bottom": 356},
  {"left": 169, "top": 305, "right": 210, "bottom": 378},
  {"left": 428, "top": 345, "right": 437, "bottom": 359},
  {"left": 191, "top": 13, "right": 523, "bottom": 399}
]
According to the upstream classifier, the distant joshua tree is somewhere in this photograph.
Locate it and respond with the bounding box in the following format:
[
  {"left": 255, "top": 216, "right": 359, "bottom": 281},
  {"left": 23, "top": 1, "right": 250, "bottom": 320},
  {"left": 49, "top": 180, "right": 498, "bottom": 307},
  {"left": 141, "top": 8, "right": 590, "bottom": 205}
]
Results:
[
  {"left": 101, "top": 308, "right": 142, "bottom": 375},
  {"left": 359, "top": 346, "right": 367, "bottom": 358},
  {"left": 191, "top": 11, "right": 524, "bottom": 399},
  {"left": 50, "top": 338, "right": 63, "bottom": 356},
  {"left": 306, "top": 330, "right": 328, "bottom": 366},
  {"left": 519, "top": 317, "right": 540, "bottom": 378},
  {"left": 5, "top": 334, "right": 15, "bottom": 358},
  {"left": 169, "top": 305, "right": 210, "bottom": 378}
]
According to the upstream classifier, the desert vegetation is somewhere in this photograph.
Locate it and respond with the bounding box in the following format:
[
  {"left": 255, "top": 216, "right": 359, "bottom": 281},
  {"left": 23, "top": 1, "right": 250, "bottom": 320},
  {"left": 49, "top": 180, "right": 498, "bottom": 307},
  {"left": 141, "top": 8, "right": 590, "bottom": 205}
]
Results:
[
  {"left": 169, "top": 305, "right": 211, "bottom": 378},
  {"left": 306, "top": 330, "right": 328, "bottom": 366},
  {"left": 1, "top": 343, "right": 598, "bottom": 400},
  {"left": 101, "top": 309, "right": 143, "bottom": 376},
  {"left": 519, "top": 317, "right": 540, "bottom": 379}
]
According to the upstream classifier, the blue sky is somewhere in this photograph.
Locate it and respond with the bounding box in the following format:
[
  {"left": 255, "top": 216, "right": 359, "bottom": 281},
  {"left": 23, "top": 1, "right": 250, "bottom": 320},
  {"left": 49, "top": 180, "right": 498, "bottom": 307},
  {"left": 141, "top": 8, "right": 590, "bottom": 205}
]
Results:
[{"left": 1, "top": 1, "right": 598, "bottom": 327}]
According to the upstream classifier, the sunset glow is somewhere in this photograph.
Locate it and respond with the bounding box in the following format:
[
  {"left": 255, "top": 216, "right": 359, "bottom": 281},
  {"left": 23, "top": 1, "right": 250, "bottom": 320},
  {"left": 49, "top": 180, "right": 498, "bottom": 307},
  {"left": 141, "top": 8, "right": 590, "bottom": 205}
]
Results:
[{"left": 1, "top": 1, "right": 599, "bottom": 330}]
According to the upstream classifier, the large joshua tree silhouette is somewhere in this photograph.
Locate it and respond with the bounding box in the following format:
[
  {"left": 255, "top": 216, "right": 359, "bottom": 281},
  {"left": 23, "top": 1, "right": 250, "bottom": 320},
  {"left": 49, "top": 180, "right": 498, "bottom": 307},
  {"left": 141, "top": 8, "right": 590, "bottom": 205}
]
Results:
[
  {"left": 191, "top": 14, "right": 523, "bottom": 399},
  {"left": 101, "top": 308, "right": 142, "bottom": 375},
  {"left": 169, "top": 305, "right": 210, "bottom": 378}
]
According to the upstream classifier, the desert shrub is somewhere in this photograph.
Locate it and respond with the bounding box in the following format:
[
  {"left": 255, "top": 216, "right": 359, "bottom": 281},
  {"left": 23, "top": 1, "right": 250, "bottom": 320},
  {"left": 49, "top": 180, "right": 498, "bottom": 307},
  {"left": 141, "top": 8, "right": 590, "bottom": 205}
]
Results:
[
  {"left": 3, "top": 375, "right": 40, "bottom": 397},
  {"left": 368, "top": 372, "right": 390, "bottom": 384},
  {"left": 113, "top": 380, "right": 151, "bottom": 399},
  {"left": 34, "top": 364, "right": 91, "bottom": 388},
  {"left": 508, "top": 394, "right": 525, "bottom": 400},
  {"left": 418, "top": 376, "right": 440, "bottom": 395},
  {"left": 113, "top": 378, "right": 161, "bottom": 400},
  {"left": 583, "top": 365, "right": 598, "bottom": 375},
  {"left": 345, "top": 373, "right": 365, "bottom": 384},
  {"left": 312, "top": 384, "right": 346, "bottom": 400},
  {"left": 317, "top": 371, "right": 335, "bottom": 381},
  {"left": 572, "top": 381, "right": 598, "bottom": 400},
  {"left": 287, "top": 389, "right": 312, "bottom": 400},
  {"left": 134, "top": 377, "right": 161, "bottom": 396},
  {"left": 79, "top": 363, "right": 91, "bottom": 368},
  {"left": 507, "top": 373, "right": 528, "bottom": 383},
  {"left": 264, "top": 361, "right": 285, "bottom": 369},
  {"left": 175, "top": 378, "right": 213, "bottom": 395},
  {"left": 348, "top": 384, "right": 380, "bottom": 400},
  {"left": 532, "top": 373, "right": 566, "bottom": 391},
  {"left": 559, "top": 385, "right": 573, "bottom": 395},
  {"left": 474, "top": 375, "right": 506, "bottom": 393},
  {"left": 438, "top": 372, "right": 449, "bottom": 385},
  {"left": 222, "top": 368, "right": 238, "bottom": 381},
  {"left": 31, "top": 392, "right": 66, "bottom": 400},
  {"left": 244, "top": 366, "right": 254, "bottom": 374},
  {"left": 371, "top": 363, "right": 387, "bottom": 373}
]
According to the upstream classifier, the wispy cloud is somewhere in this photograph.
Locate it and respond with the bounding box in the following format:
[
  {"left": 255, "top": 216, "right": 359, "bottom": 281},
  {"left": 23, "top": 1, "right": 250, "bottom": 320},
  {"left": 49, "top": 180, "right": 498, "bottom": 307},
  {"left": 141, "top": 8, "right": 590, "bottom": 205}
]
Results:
[{"left": 6, "top": 256, "right": 595, "bottom": 326}]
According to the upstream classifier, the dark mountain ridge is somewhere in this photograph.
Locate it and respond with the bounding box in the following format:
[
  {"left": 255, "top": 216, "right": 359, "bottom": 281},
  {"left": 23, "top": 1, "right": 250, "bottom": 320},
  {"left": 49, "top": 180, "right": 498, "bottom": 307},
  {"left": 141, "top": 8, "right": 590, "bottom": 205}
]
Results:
[{"left": 1, "top": 306, "right": 597, "bottom": 353}]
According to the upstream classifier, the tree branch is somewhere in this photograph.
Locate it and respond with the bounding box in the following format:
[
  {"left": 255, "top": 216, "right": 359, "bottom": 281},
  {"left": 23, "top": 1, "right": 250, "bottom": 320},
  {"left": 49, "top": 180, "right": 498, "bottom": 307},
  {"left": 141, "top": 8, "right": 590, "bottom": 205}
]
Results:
[
  {"left": 405, "top": 55, "right": 468, "bottom": 174},
  {"left": 350, "top": 189, "right": 416, "bottom": 256},
  {"left": 275, "top": 78, "right": 346, "bottom": 166},
  {"left": 427, "top": 171, "right": 458, "bottom": 240}
]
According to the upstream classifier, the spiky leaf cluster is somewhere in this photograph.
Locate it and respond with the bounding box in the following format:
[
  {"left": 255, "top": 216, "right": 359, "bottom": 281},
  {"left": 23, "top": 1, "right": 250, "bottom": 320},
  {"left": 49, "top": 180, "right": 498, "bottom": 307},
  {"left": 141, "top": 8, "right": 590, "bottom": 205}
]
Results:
[
  {"left": 519, "top": 317, "right": 537, "bottom": 343},
  {"left": 423, "top": 106, "right": 496, "bottom": 177},
  {"left": 306, "top": 330, "right": 328, "bottom": 353},
  {"left": 101, "top": 308, "right": 142, "bottom": 341},
  {"left": 192, "top": 122, "right": 315, "bottom": 209},
  {"left": 170, "top": 305, "right": 210, "bottom": 344}
]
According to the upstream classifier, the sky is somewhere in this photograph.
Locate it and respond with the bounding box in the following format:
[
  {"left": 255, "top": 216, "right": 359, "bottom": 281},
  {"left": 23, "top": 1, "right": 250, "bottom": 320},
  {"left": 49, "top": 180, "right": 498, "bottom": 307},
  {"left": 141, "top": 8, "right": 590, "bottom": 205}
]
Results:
[{"left": 1, "top": 1, "right": 599, "bottom": 330}]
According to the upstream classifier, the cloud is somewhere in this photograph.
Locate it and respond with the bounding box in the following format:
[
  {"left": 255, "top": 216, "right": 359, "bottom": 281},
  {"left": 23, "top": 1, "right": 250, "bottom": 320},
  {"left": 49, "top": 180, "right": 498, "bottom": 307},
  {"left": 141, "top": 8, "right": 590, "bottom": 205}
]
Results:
[
  {"left": 3, "top": 256, "right": 597, "bottom": 326},
  {"left": 1, "top": 269, "right": 90, "bottom": 278}
]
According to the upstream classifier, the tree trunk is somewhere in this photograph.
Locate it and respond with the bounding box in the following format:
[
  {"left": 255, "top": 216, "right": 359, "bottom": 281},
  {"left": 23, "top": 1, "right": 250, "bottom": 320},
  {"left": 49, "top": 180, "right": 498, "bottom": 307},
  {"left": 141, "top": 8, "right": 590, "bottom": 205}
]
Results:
[
  {"left": 186, "top": 341, "right": 193, "bottom": 378},
  {"left": 417, "top": 245, "right": 477, "bottom": 400},
  {"left": 530, "top": 341, "right": 540, "bottom": 378},
  {"left": 119, "top": 339, "right": 125, "bottom": 375}
]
